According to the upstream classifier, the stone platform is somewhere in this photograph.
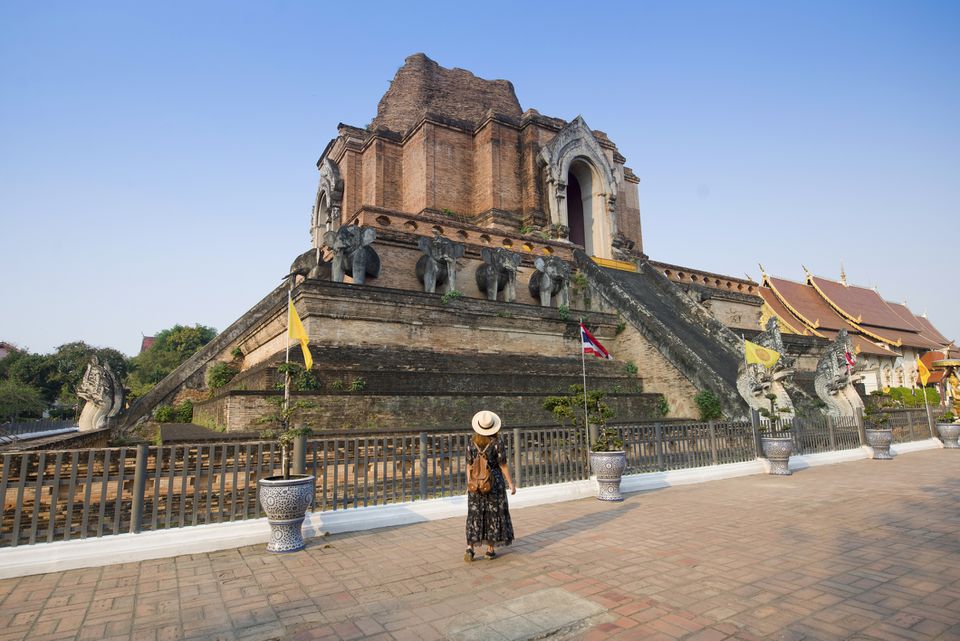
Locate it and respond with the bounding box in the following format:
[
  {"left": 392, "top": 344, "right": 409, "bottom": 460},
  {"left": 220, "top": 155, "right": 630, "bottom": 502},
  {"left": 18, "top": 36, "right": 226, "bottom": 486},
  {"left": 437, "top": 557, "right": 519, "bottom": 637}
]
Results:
[{"left": 1, "top": 449, "right": 957, "bottom": 641}]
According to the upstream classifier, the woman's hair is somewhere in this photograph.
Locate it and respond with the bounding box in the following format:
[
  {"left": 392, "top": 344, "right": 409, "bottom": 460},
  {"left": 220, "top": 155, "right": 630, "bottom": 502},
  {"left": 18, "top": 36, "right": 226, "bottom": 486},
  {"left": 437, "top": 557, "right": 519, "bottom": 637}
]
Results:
[{"left": 472, "top": 433, "right": 497, "bottom": 448}]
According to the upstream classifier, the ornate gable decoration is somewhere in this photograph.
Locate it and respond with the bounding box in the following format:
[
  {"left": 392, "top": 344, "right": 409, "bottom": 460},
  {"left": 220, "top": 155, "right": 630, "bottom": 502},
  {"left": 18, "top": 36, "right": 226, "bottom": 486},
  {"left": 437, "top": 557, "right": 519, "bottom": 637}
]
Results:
[{"left": 538, "top": 116, "right": 621, "bottom": 240}]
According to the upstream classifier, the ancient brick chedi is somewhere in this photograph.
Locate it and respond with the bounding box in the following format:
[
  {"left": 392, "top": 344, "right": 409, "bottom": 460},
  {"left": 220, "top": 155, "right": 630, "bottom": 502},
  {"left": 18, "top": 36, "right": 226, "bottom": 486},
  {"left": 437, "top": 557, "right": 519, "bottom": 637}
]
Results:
[
  {"left": 311, "top": 53, "right": 643, "bottom": 263},
  {"left": 122, "top": 54, "right": 754, "bottom": 432}
]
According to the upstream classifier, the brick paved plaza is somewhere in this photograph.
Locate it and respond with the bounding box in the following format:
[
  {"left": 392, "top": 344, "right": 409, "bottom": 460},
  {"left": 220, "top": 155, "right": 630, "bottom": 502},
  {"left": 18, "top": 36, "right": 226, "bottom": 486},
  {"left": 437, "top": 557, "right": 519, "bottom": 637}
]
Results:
[{"left": 0, "top": 449, "right": 957, "bottom": 641}]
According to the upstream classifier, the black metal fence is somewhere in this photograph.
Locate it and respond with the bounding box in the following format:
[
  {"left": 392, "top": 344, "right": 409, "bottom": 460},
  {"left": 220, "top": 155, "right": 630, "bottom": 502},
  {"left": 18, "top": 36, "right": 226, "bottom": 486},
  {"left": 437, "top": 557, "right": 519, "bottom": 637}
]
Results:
[
  {"left": 0, "top": 420, "right": 75, "bottom": 438},
  {"left": 0, "top": 410, "right": 939, "bottom": 548}
]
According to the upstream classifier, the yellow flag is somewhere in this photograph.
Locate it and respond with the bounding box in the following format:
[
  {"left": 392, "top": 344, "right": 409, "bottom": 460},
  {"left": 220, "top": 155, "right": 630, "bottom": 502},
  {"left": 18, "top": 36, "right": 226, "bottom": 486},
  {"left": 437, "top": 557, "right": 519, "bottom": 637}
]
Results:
[
  {"left": 289, "top": 303, "right": 312, "bottom": 370},
  {"left": 917, "top": 357, "right": 931, "bottom": 387},
  {"left": 744, "top": 339, "right": 780, "bottom": 369}
]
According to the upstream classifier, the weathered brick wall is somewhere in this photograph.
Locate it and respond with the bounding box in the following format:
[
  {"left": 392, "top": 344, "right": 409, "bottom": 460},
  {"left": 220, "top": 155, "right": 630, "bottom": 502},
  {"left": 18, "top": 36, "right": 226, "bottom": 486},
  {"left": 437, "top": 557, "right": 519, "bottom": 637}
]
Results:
[
  {"left": 613, "top": 324, "right": 700, "bottom": 419},
  {"left": 194, "top": 391, "right": 663, "bottom": 432},
  {"left": 370, "top": 53, "right": 522, "bottom": 136}
]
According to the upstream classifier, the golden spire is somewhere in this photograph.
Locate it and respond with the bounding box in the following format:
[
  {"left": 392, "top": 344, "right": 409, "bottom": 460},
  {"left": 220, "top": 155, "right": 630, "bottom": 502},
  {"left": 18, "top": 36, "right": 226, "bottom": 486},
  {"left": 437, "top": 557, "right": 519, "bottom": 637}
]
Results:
[{"left": 840, "top": 261, "right": 847, "bottom": 286}]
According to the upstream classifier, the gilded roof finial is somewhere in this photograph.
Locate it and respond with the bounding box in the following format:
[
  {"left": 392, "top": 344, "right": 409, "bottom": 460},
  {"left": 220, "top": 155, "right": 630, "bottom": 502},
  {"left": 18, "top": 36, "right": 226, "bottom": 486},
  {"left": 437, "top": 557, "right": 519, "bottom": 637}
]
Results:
[{"left": 840, "top": 261, "right": 847, "bottom": 286}]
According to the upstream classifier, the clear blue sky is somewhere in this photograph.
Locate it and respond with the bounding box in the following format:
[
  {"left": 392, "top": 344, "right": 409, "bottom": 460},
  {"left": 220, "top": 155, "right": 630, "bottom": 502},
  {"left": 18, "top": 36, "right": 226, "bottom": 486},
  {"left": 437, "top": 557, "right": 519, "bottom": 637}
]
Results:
[{"left": 2, "top": 1, "right": 958, "bottom": 356}]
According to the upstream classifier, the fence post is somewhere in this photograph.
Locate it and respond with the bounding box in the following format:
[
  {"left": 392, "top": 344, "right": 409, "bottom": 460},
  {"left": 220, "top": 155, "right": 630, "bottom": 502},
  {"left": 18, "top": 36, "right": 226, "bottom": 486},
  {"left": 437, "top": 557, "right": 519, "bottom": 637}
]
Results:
[
  {"left": 129, "top": 444, "right": 148, "bottom": 534},
  {"left": 826, "top": 415, "right": 837, "bottom": 451},
  {"left": 855, "top": 406, "right": 867, "bottom": 446},
  {"left": 708, "top": 421, "right": 718, "bottom": 466},
  {"left": 292, "top": 433, "right": 307, "bottom": 476},
  {"left": 513, "top": 428, "right": 521, "bottom": 487},
  {"left": 749, "top": 409, "right": 763, "bottom": 457},
  {"left": 419, "top": 432, "right": 428, "bottom": 500},
  {"left": 654, "top": 423, "right": 665, "bottom": 471}
]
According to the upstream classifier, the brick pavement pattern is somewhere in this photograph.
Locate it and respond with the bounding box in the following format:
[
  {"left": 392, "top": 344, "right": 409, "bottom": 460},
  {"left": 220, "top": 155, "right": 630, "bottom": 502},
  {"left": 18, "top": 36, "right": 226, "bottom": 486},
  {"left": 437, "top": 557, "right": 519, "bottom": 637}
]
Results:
[{"left": 0, "top": 450, "right": 957, "bottom": 641}]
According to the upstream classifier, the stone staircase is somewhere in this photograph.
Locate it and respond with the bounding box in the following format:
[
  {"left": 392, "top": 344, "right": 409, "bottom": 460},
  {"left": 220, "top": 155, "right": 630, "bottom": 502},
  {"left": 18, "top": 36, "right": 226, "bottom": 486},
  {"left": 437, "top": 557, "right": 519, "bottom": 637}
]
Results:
[{"left": 575, "top": 250, "right": 747, "bottom": 418}]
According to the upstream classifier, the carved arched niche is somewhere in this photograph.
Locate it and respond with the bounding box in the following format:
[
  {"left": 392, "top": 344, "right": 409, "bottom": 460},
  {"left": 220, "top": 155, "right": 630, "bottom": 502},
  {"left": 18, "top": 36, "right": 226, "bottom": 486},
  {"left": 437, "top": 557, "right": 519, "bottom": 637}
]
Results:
[
  {"left": 538, "top": 116, "right": 620, "bottom": 259},
  {"left": 312, "top": 157, "right": 344, "bottom": 247}
]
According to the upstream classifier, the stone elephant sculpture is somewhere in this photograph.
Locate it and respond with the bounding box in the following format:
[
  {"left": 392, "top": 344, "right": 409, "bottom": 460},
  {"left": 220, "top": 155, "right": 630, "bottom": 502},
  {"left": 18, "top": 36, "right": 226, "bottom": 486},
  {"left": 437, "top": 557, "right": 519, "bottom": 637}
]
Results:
[
  {"left": 475, "top": 247, "right": 523, "bottom": 302},
  {"left": 322, "top": 225, "right": 381, "bottom": 284},
  {"left": 528, "top": 256, "right": 571, "bottom": 307},
  {"left": 285, "top": 247, "right": 330, "bottom": 286},
  {"left": 415, "top": 234, "right": 465, "bottom": 294}
]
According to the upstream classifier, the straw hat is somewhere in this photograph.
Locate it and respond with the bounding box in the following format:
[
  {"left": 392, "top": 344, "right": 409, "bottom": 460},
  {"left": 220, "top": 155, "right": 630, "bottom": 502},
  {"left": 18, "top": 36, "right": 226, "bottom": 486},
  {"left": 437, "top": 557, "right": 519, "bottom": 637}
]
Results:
[{"left": 471, "top": 410, "right": 502, "bottom": 436}]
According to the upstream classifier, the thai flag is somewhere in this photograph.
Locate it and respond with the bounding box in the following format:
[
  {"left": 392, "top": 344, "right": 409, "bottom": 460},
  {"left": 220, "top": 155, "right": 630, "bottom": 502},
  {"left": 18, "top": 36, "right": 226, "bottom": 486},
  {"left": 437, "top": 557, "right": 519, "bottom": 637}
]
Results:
[
  {"left": 844, "top": 351, "right": 856, "bottom": 371},
  {"left": 580, "top": 322, "right": 612, "bottom": 360}
]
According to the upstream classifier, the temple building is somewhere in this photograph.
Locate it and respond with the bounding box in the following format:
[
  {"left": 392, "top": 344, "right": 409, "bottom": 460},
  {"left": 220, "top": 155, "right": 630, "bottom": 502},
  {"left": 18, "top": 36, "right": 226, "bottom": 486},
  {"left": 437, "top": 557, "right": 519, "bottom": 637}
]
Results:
[
  {"left": 120, "top": 54, "right": 955, "bottom": 432},
  {"left": 758, "top": 268, "right": 952, "bottom": 392}
]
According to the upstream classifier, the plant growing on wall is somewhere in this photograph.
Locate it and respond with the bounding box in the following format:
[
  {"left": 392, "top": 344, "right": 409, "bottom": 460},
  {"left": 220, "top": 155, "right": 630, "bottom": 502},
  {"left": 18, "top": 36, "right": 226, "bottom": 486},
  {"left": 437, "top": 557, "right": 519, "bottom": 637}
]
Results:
[
  {"left": 348, "top": 376, "right": 366, "bottom": 392},
  {"left": 694, "top": 390, "right": 722, "bottom": 421},
  {"left": 207, "top": 362, "right": 239, "bottom": 390},
  {"left": 656, "top": 396, "right": 669, "bottom": 417},
  {"left": 440, "top": 290, "right": 462, "bottom": 305},
  {"left": 557, "top": 304, "right": 571, "bottom": 321},
  {"left": 624, "top": 361, "right": 638, "bottom": 376},
  {"left": 277, "top": 362, "right": 321, "bottom": 392}
]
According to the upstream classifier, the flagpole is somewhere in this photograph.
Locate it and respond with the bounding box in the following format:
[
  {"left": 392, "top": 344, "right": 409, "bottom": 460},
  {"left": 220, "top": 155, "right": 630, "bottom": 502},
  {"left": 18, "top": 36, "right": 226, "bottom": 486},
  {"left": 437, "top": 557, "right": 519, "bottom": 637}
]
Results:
[
  {"left": 580, "top": 319, "right": 592, "bottom": 447},
  {"left": 284, "top": 287, "right": 292, "bottom": 413}
]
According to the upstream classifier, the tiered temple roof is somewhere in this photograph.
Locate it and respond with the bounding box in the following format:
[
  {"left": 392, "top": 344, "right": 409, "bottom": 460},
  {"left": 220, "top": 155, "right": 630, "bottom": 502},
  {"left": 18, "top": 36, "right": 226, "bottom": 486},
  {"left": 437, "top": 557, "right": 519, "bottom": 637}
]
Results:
[{"left": 759, "top": 269, "right": 952, "bottom": 357}]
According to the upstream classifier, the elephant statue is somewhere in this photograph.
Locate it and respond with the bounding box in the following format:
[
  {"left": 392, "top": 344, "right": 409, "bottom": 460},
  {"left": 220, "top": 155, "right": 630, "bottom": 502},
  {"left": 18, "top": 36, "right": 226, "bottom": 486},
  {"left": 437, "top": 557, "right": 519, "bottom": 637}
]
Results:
[
  {"left": 528, "top": 256, "right": 571, "bottom": 307},
  {"left": 415, "top": 234, "right": 465, "bottom": 294},
  {"left": 475, "top": 248, "right": 523, "bottom": 302},
  {"left": 322, "top": 225, "right": 381, "bottom": 284},
  {"left": 285, "top": 247, "right": 330, "bottom": 286}
]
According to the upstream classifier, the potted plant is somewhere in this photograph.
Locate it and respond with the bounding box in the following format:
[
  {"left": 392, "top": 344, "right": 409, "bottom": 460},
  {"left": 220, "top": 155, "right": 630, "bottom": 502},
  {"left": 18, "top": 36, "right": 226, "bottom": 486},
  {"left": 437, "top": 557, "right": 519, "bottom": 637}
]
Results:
[
  {"left": 936, "top": 411, "right": 959, "bottom": 449},
  {"left": 257, "top": 392, "right": 315, "bottom": 553},
  {"left": 862, "top": 404, "right": 893, "bottom": 459},
  {"left": 544, "top": 385, "right": 625, "bottom": 500},
  {"left": 757, "top": 393, "right": 794, "bottom": 475}
]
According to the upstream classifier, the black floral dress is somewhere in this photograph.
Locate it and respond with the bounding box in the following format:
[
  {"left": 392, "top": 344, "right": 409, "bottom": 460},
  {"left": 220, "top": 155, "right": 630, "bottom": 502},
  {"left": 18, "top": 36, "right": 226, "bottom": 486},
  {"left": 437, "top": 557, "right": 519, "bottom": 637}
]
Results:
[{"left": 465, "top": 437, "right": 514, "bottom": 547}]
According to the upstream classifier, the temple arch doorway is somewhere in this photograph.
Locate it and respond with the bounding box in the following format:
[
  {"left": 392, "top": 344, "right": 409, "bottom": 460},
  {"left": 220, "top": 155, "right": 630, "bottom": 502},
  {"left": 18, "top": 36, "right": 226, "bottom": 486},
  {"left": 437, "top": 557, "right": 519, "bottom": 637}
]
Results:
[{"left": 566, "top": 160, "right": 597, "bottom": 255}]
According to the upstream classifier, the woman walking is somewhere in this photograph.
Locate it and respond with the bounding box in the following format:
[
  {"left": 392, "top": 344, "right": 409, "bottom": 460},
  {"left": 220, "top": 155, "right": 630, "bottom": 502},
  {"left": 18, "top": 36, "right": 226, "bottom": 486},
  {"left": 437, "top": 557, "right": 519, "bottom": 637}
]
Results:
[{"left": 465, "top": 410, "right": 516, "bottom": 561}]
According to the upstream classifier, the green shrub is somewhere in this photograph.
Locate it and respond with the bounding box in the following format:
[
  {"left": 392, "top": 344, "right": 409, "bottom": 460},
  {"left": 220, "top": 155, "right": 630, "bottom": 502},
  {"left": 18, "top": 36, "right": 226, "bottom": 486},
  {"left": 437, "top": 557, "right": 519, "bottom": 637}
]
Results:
[
  {"left": 207, "top": 362, "right": 239, "bottom": 390},
  {"left": 656, "top": 397, "right": 669, "bottom": 417},
  {"left": 349, "top": 376, "right": 366, "bottom": 392},
  {"left": 440, "top": 290, "right": 462, "bottom": 305},
  {"left": 154, "top": 404, "right": 175, "bottom": 423},
  {"left": 329, "top": 379, "right": 344, "bottom": 391},
  {"left": 693, "top": 390, "right": 722, "bottom": 421},
  {"left": 230, "top": 346, "right": 243, "bottom": 359},
  {"left": 277, "top": 362, "right": 321, "bottom": 391},
  {"left": 557, "top": 304, "right": 570, "bottom": 321},
  {"left": 624, "top": 361, "right": 638, "bottom": 376},
  {"left": 614, "top": 314, "right": 627, "bottom": 335},
  {"left": 173, "top": 400, "right": 193, "bottom": 423},
  {"left": 879, "top": 386, "right": 940, "bottom": 408}
]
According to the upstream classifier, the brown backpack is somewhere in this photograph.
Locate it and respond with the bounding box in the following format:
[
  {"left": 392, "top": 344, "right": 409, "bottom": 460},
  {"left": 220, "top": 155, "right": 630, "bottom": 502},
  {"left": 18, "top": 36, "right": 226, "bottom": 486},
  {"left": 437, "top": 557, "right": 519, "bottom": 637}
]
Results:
[{"left": 468, "top": 442, "right": 492, "bottom": 494}]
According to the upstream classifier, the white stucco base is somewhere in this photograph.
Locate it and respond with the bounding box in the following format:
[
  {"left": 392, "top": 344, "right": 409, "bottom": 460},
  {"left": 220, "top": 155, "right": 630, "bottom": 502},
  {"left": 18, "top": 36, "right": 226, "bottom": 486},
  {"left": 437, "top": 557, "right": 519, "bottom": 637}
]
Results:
[{"left": 0, "top": 440, "right": 944, "bottom": 579}]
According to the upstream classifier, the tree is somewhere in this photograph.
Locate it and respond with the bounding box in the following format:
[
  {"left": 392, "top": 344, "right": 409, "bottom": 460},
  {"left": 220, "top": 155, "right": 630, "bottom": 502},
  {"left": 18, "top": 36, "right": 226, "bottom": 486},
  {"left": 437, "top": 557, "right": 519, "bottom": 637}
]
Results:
[
  {"left": 1, "top": 351, "right": 58, "bottom": 402},
  {"left": 126, "top": 324, "right": 217, "bottom": 398},
  {"left": 0, "top": 379, "right": 46, "bottom": 422}
]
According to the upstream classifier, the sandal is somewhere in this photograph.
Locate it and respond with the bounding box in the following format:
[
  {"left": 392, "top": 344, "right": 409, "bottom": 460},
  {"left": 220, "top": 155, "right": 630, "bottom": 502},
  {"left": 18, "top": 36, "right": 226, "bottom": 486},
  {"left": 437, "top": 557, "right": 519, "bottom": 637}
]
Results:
[
  {"left": 485, "top": 550, "right": 497, "bottom": 560},
  {"left": 464, "top": 548, "right": 475, "bottom": 563}
]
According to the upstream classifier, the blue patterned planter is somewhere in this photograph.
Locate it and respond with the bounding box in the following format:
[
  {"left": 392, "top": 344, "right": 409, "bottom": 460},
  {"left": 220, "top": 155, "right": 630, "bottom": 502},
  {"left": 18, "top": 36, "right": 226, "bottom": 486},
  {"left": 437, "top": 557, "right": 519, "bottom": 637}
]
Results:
[
  {"left": 761, "top": 437, "right": 794, "bottom": 475},
  {"left": 258, "top": 475, "right": 315, "bottom": 553},
  {"left": 589, "top": 451, "right": 627, "bottom": 501}
]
